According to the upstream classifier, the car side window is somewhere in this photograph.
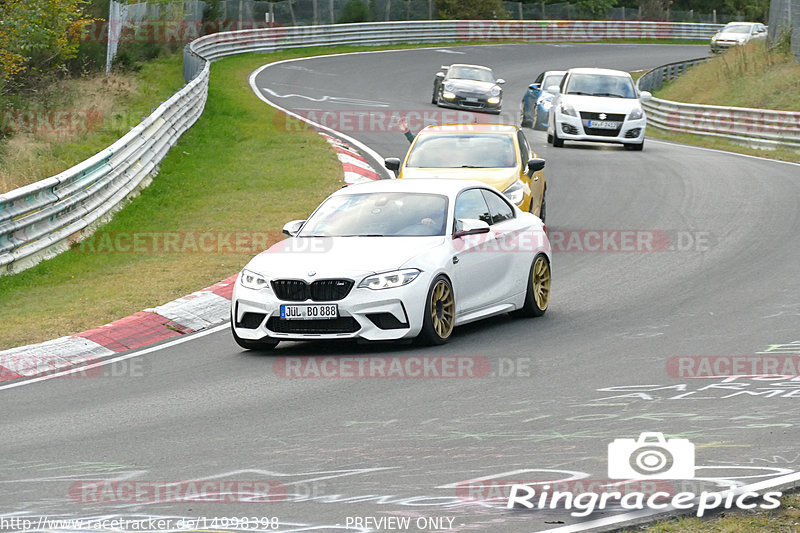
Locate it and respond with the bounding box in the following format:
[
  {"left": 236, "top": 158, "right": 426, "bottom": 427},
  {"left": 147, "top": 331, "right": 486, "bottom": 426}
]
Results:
[
  {"left": 517, "top": 131, "right": 530, "bottom": 164},
  {"left": 482, "top": 190, "right": 515, "bottom": 224},
  {"left": 534, "top": 73, "right": 544, "bottom": 85},
  {"left": 454, "top": 189, "right": 492, "bottom": 227}
]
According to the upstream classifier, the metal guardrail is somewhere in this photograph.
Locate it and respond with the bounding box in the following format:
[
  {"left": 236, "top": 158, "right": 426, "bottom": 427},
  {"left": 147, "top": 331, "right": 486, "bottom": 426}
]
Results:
[
  {"left": 184, "top": 19, "right": 723, "bottom": 80},
  {"left": 0, "top": 63, "right": 210, "bottom": 274},
  {"left": 638, "top": 58, "right": 800, "bottom": 149},
  {"left": 0, "top": 20, "right": 724, "bottom": 275}
]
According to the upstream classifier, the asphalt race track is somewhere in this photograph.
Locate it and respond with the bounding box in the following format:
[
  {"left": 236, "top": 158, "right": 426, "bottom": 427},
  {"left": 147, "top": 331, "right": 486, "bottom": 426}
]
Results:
[{"left": 2, "top": 44, "right": 800, "bottom": 533}]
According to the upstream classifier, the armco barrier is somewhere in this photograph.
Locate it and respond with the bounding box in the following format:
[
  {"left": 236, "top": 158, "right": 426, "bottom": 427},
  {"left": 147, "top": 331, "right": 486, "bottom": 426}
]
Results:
[
  {"left": 1, "top": 20, "right": 722, "bottom": 275},
  {"left": 0, "top": 63, "right": 210, "bottom": 275},
  {"left": 638, "top": 58, "right": 800, "bottom": 149}
]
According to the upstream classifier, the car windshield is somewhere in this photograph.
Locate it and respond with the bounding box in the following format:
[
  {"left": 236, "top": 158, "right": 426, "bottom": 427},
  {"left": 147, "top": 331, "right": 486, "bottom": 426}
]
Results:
[
  {"left": 406, "top": 134, "right": 516, "bottom": 168},
  {"left": 299, "top": 192, "right": 448, "bottom": 237},
  {"left": 722, "top": 24, "right": 752, "bottom": 34},
  {"left": 447, "top": 66, "right": 495, "bottom": 83},
  {"left": 565, "top": 73, "right": 636, "bottom": 98},
  {"left": 543, "top": 74, "right": 564, "bottom": 90}
]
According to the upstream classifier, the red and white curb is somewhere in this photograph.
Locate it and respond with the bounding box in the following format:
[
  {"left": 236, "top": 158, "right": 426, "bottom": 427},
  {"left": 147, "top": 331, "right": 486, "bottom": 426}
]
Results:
[
  {"left": 0, "top": 275, "right": 237, "bottom": 382},
  {"left": 320, "top": 133, "right": 382, "bottom": 184},
  {"left": 0, "top": 134, "right": 376, "bottom": 383}
]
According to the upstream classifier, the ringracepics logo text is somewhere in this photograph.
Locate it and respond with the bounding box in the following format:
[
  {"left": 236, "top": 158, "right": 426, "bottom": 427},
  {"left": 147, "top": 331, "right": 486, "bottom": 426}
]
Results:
[{"left": 506, "top": 433, "right": 782, "bottom": 517}]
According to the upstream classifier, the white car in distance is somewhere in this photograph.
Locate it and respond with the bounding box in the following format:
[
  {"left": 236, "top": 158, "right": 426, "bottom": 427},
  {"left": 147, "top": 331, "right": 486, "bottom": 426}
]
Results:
[{"left": 547, "top": 67, "right": 652, "bottom": 151}]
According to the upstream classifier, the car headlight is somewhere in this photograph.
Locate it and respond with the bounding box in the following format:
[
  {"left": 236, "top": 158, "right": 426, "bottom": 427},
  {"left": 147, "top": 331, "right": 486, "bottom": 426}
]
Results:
[
  {"left": 502, "top": 179, "right": 526, "bottom": 206},
  {"left": 240, "top": 269, "right": 270, "bottom": 290},
  {"left": 559, "top": 101, "right": 577, "bottom": 117},
  {"left": 442, "top": 91, "right": 456, "bottom": 99},
  {"left": 490, "top": 85, "right": 501, "bottom": 97},
  {"left": 359, "top": 269, "right": 421, "bottom": 290},
  {"left": 487, "top": 96, "right": 501, "bottom": 104},
  {"left": 737, "top": 37, "right": 747, "bottom": 43},
  {"left": 444, "top": 82, "right": 455, "bottom": 92},
  {"left": 629, "top": 108, "right": 644, "bottom": 120}
]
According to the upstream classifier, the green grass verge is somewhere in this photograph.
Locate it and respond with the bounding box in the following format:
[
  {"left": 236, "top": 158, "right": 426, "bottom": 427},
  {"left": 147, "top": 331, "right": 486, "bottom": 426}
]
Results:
[
  {"left": 636, "top": 39, "right": 800, "bottom": 163},
  {"left": 655, "top": 40, "right": 800, "bottom": 111},
  {"left": 0, "top": 50, "right": 345, "bottom": 349},
  {"left": 1, "top": 55, "right": 187, "bottom": 192},
  {"left": 646, "top": 128, "right": 800, "bottom": 164},
  {"left": 627, "top": 491, "right": 800, "bottom": 532}
]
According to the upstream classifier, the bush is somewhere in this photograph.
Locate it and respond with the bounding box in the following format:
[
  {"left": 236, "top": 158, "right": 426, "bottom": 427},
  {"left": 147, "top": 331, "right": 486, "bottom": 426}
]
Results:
[{"left": 338, "top": 0, "right": 371, "bottom": 23}]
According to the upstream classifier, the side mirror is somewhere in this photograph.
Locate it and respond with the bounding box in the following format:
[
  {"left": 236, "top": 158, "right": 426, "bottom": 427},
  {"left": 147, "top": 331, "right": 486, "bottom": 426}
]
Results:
[
  {"left": 453, "top": 218, "right": 491, "bottom": 239},
  {"left": 639, "top": 91, "right": 652, "bottom": 101},
  {"left": 435, "top": 71, "right": 445, "bottom": 79},
  {"left": 384, "top": 157, "right": 401, "bottom": 173},
  {"left": 282, "top": 220, "right": 306, "bottom": 237},
  {"left": 546, "top": 85, "right": 560, "bottom": 95},
  {"left": 527, "top": 158, "right": 545, "bottom": 176},
  {"left": 496, "top": 78, "right": 505, "bottom": 85},
  {"left": 529, "top": 83, "right": 541, "bottom": 91}
]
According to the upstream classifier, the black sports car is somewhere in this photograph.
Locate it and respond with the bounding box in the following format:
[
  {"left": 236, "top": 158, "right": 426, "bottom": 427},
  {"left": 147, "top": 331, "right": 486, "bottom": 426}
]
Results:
[{"left": 432, "top": 64, "right": 504, "bottom": 114}]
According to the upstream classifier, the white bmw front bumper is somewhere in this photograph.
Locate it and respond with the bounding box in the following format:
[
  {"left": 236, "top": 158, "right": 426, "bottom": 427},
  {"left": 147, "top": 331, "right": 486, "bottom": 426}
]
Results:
[{"left": 231, "top": 271, "right": 434, "bottom": 342}]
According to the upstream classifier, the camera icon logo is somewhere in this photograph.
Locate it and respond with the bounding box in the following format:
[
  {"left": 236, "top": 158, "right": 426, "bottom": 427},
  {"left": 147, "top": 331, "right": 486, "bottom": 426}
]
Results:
[{"left": 608, "top": 432, "right": 695, "bottom": 479}]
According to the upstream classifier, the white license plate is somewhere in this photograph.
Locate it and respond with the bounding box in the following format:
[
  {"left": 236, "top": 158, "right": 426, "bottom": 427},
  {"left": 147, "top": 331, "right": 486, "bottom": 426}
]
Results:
[
  {"left": 465, "top": 97, "right": 479, "bottom": 102},
  {"left": 280, "top": 304, "right": 338, "bottom": 320},
  {"left": 588, "top": 120, "right": 618, "bottom": 129}
]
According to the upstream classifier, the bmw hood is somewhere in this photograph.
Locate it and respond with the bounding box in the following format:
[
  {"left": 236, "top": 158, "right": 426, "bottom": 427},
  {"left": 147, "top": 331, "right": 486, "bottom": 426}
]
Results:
[
  {"left": 447, "top": 79, "right": 499, "bottom": 94},
  {"left": 401, "top": 167, "right": 518, "bottom": 192},
  {"left": 563, "top": 95, "right": 642, "bottom": 114},
  {"left": 243, "top": 236, "right": 445, "bottom": 281}
]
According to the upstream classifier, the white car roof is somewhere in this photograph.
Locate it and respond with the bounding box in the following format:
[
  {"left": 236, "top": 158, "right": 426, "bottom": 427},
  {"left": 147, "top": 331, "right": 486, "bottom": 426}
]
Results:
[
  {"left": 333, "top": 178, "right": 494, "bottom": 199},
  {"left": 565, "top": 67, "right": 632, "bottom": 77}
]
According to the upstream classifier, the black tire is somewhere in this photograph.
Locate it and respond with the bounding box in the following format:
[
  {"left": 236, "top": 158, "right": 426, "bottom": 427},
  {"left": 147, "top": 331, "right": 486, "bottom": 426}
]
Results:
[
  {"left": 431, "top": 86, "right": 438, "bottom": 105},
  {"left": 624, "top": 140, "right": 644, "bottom": 151},
  {"left": 520, "top": 106, "right": 531, "bottom": 128},
  {"left": 231, "top": 313, "right": 279, "bottom": 351},
  {"left": 552, "top": 128, "right": 564, "bottom": 148},
  {"left": 532, "top": 107, "right": 545, "bottom": 131},
  {"left": 547, "top": 132, "right": 553, "bottom": 144},
  {"left": 510, "top": 254, "right": 551, "bottom": 318},
  {"left": 417, "top": 275, "right": 455, "bottom": 346}
]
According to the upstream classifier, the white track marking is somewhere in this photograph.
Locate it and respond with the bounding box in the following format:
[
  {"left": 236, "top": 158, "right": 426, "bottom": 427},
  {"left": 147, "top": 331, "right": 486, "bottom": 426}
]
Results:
[{"left": 0, "top": 324, "right": 229, "bottom": 391}]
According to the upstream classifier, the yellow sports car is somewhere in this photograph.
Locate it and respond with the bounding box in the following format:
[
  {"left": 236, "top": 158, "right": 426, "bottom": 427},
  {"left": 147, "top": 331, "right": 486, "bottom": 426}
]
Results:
[{"left": 385, "top": 124, "right": 547, "bottom": 220}]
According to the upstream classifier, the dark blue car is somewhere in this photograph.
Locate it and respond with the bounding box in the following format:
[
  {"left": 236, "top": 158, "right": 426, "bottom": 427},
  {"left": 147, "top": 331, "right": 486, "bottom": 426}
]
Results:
[{"left": 520, "top": 70, "right": 566, "bottom": 130}]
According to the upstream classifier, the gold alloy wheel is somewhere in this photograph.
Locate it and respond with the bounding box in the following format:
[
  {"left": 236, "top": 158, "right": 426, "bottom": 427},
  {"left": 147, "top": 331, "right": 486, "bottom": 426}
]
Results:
[
  {"left": 429, "top": 279, "right": 455, "bottom": 339},
  {"left": 533, "top": 256, "right": 551, "bottom": 310}
]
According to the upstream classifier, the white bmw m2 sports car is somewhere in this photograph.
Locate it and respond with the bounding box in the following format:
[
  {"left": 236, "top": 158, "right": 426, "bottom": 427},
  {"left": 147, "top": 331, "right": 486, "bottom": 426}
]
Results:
[{"left": 231, "top": 179, "right": 551, "bottom": 349}]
